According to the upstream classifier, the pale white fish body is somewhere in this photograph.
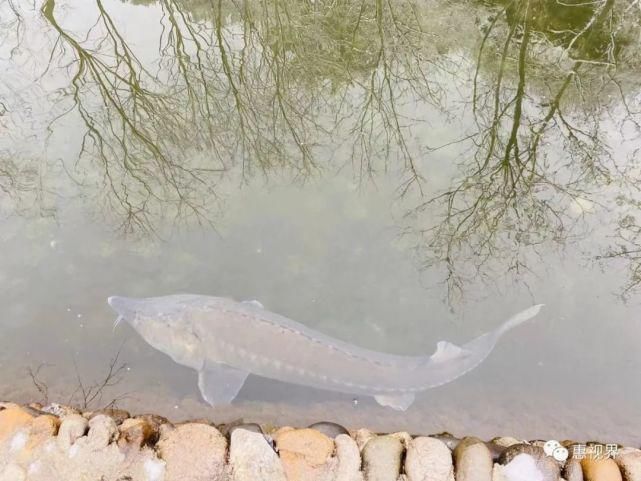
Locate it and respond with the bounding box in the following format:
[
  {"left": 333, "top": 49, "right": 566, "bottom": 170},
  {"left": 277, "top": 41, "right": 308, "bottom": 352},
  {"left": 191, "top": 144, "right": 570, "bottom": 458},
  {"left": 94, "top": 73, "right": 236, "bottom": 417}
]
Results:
[{"left": 107, "top": 295, "right": 543, "bottom": 411}]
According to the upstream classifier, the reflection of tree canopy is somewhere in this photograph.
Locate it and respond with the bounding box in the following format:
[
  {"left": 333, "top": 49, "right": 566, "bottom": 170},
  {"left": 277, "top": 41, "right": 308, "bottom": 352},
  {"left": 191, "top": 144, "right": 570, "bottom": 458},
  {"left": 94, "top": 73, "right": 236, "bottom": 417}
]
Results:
[
  {"left": 2, "top": 0, "right": 641, "bottom": 299},
  {"left": 35, "top": 0, "right": 436, "bottom": 233},
  {"left": 499, "top": 0, "right": 628, "bottom": 61},
  {"left": 0, "top": 0, "right": 44, "bottom": 215},
  {"left": 407, "top": 0, "right": 641, "bottom": 301}
]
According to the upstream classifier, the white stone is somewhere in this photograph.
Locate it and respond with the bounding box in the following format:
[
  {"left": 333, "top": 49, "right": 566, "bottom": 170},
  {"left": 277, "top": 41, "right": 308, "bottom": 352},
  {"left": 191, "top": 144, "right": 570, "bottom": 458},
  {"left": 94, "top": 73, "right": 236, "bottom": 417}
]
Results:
[
  {"left": 362, "top": 435, "right": 404, "bottom": 481},
  {"left": 144, "top": 458, "right": 166, "bottom": 481},
  {"left": 455, "top": 439, "right": 493, "bottom": 481},
  {"left": 502, "top": 453, "right": 544, "bottom": 481},
  {"left": 229, "top": 428, "right": 286, "bottom": 481},
  {"left": 405, "top": 436, "right": 454, "bottom": 481},
  {"left": 87, "top": 414, "right": 118, "bottom": 449},
  {"left": 57, "top": 414, "right": 88, "bottom": 450},
  {"left": 334, "top": 434, "right": 364, "bottom": 481}
]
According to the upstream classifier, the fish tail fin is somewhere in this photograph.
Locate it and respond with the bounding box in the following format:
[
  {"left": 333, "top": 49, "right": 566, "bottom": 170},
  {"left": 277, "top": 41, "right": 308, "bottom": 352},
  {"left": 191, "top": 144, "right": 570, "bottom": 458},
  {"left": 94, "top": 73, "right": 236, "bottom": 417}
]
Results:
[
  {"left": 418, "top": 304, "right": 545, "bottom": 391},
  {"left": 496, "top": 304, "right": 544, "bottom": 337}
]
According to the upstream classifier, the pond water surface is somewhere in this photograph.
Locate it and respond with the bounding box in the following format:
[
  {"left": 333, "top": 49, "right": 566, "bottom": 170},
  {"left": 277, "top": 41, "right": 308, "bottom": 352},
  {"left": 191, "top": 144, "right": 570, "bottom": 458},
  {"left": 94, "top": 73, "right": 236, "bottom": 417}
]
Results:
[{"left": 1, "top": 0, "right": 641, "bottom": 443}]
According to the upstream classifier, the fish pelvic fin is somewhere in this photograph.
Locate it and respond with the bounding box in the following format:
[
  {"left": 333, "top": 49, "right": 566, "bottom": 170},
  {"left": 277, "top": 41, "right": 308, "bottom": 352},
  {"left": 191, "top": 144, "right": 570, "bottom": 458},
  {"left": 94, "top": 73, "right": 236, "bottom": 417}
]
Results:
[{"left": 197, "top": 362, "right": 249, "bottom": 406}]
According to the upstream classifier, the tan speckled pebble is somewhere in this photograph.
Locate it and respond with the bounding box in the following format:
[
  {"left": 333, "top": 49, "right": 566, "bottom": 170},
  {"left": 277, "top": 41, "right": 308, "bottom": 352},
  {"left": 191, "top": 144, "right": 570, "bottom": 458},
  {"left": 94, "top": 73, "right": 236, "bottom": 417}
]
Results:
[
  {"left": 157, "top": 422, "right": 227, "bottom": 481},
  {"left": 274, "top": 428, "right": 334, "bottom": 481},
  {"left": 582, "top": 457, "right": 623, "bottom": 481}
]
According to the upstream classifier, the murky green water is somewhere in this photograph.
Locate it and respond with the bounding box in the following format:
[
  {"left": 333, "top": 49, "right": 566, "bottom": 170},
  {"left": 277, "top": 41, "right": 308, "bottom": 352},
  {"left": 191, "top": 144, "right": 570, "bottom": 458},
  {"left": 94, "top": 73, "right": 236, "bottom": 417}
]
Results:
[{"left": 1, "top": 0, "right": 641, "bottom": 442}]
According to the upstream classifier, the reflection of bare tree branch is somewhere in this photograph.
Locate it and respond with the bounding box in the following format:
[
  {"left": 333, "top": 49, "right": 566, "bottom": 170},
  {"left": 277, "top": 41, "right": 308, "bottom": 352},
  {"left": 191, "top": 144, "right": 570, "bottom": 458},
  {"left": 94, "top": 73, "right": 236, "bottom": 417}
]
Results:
[
  {"left": 407, "top": 0, "right": 639, "bottom": 303},
  {"left": 5, "top": 0, "right": 641, "bottom": 300},
  {"left": 42, "top": 0, "right": 225, "bottom": 233},
  {"left": 38, "top": 0, "right": 439, "bottom": 232},
  {"left": 0, "top": 0, "right": 29, "bottom": 59}
]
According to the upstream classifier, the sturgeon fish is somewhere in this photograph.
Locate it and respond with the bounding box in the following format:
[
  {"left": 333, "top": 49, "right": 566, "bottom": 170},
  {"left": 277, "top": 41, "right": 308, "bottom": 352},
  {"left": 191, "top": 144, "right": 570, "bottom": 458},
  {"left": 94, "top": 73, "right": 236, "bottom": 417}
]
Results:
[{"left": 107, "top": 295, "right": 543, "bottom": 411}]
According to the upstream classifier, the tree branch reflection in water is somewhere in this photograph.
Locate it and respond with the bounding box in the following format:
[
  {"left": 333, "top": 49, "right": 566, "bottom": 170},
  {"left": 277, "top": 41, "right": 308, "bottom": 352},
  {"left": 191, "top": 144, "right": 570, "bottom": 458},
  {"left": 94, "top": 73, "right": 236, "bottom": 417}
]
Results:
[
  {"left": 37, "top": 0, "right": 439, "bottom": 233},
  {"left": 407, "top": 0, "right": 641, "bottom": 302},
  {"left": 3, "top": 0, "right": 641, "bottom": 300}
]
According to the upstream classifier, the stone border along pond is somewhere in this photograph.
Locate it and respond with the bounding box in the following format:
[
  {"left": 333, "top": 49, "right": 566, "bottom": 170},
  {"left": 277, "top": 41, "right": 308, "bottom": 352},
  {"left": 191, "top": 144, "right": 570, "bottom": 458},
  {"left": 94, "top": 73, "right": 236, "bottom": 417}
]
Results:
[{"left": 1, "top": 401, "right": 640, "bottom": 481}]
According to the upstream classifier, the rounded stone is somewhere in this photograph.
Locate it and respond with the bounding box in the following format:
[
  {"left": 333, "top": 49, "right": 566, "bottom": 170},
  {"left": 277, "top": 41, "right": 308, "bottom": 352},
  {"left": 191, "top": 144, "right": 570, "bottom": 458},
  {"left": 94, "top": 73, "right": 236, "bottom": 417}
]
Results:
[
  {"left": 229, "top": 428, "right": 287, "bottom": 481},
  {"left": 486, "top": 442, "right": 507, "bottom": 461},
  {"left": 362, "top": 435, "right": 404, "bottom": 481},
  {"left": 87, "top": 414, "right": 119, "bottom": 448},
  {"left": 492, "top": 437, "right": 524, "bottom": 448},
  {"left": 179, "top": 418, "right": 215, "bottom": 426},
  {"left": 26, "top": 415, "right": 60, "bottom": 452},
  {"left": 405, "top": 436, "right": 454, "bottom": 481},
  {"left": 453, "top": 436, "right": 493, "bottom": 481},
  {"left": 56, "top": 414, "right": 88, "bottom": 450},
  {"left": 429, "top": 433, "right": 460, "bottom": 451},
  {"left": 227, "top": 423, "right": 264, "bottom": 436},
  {"left": 499, "top": 443, "right": 560, "bottom": 480},
  {"left": 275, "top": 428, "right": 334, "bottom": 465},
  {"left": 136, "top": 413, "right": 170, "bottom": 426},
  {"left": 272, "top": 426, "right": 295, "bottom": 437},
  {"left": 308, "top": 421, "right": 349, "bottom": 438},
  {"left": 157, "top": 422, "right": 227, "bottom": 481},
  {"left": 581, "top": 457, "right": 623, "bottom": 481},
  {"left": 500, "top": 453, "right": 550, "bottom": 481},
  {"left": 118, "top": 417, "right": 160, "bottom": 448},
  {"left": 274, "top": 428, "right": 335, "bottom": 480},
  {"left": 0, "top": 406, "right": 34, "bottom": 443},
  {"left": 355, "top": 428, "right": 376, "bottom": 451},
  {"left": 87, "top": 408, "right": 131, "bottom": 425},
  {"left": 563, "top": 458, "right": 585, "bottom": 481},
  {"left": 389, "top": 431, "right": 412, "bottom": 447},
  {"left": 614, "top": 448, "right": 641, "bottom": 481},
  {"left": 334, "top": 434, "right": 363, "bottom": 481}
]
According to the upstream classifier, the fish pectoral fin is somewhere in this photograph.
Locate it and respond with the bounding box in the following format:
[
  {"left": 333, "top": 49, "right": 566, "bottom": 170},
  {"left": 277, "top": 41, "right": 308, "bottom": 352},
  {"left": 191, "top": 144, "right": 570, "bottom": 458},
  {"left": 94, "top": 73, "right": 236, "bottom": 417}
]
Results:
[
  {"left": 374, "top": 393, "right": 415, "bottom": 411},
  {"left": 429, "top": 340, "right": 470, "bottom": 363},
  {"left": 197, "top": 362, "right": 249, "bottom": 407}
]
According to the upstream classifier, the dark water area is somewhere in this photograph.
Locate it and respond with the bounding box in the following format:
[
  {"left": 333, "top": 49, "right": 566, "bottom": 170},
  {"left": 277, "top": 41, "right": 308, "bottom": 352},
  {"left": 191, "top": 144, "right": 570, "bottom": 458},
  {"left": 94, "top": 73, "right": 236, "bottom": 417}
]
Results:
[{"left": 1, "top": 0, "right": 641, "bottom": 443}]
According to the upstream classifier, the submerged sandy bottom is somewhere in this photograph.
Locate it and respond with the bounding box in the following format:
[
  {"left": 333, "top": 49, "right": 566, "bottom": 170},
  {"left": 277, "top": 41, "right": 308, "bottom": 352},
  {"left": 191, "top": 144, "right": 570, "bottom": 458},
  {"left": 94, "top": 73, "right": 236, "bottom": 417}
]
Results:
[{"left": 1, "top": 365, "right": 636, "bottom": 446}]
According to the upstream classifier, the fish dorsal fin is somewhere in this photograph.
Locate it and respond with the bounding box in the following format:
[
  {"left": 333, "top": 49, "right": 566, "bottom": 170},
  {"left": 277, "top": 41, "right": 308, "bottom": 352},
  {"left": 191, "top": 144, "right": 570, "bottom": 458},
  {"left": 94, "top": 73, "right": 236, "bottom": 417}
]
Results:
[
  {"left": 430, "top": 341, "right": 469, "bottom": 363},
  {"left": 374, "top": 393, "right": 415, "bottom": 411},
  {"left": 197, "top": 362, "right": 249, "bottom": 406}
]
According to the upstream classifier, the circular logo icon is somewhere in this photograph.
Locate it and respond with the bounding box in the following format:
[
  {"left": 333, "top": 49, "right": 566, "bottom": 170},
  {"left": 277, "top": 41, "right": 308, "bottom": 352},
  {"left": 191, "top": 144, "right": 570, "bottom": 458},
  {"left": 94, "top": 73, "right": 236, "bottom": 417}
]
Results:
[
  {"left": 553, "top": 446, "right": 569, "bottom": 461},
  {"left": 543, "top": 440, "right": 561, "bottom": 456}
]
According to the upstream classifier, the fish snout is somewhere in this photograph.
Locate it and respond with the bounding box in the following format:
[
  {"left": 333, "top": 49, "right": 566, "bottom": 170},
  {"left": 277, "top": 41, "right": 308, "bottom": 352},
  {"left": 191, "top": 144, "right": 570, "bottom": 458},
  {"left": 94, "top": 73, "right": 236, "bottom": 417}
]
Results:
[{"left": 107, "top": 296, "right": 138, "bottom": 321}]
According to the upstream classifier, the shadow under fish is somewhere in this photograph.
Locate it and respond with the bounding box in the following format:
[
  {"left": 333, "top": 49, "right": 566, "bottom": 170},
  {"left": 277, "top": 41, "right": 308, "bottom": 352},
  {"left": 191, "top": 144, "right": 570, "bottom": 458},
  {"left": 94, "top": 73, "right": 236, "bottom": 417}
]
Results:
[{"left": 107, "top": 295, "right": 543, "bottom": 411}]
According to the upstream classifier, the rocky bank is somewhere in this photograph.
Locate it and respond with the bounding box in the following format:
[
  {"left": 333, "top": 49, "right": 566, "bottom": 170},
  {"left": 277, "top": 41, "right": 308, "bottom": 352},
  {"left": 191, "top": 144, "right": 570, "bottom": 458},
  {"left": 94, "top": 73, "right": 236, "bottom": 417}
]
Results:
[{"left": 1, "top": 401, "right": 640, "bottom": 481}]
